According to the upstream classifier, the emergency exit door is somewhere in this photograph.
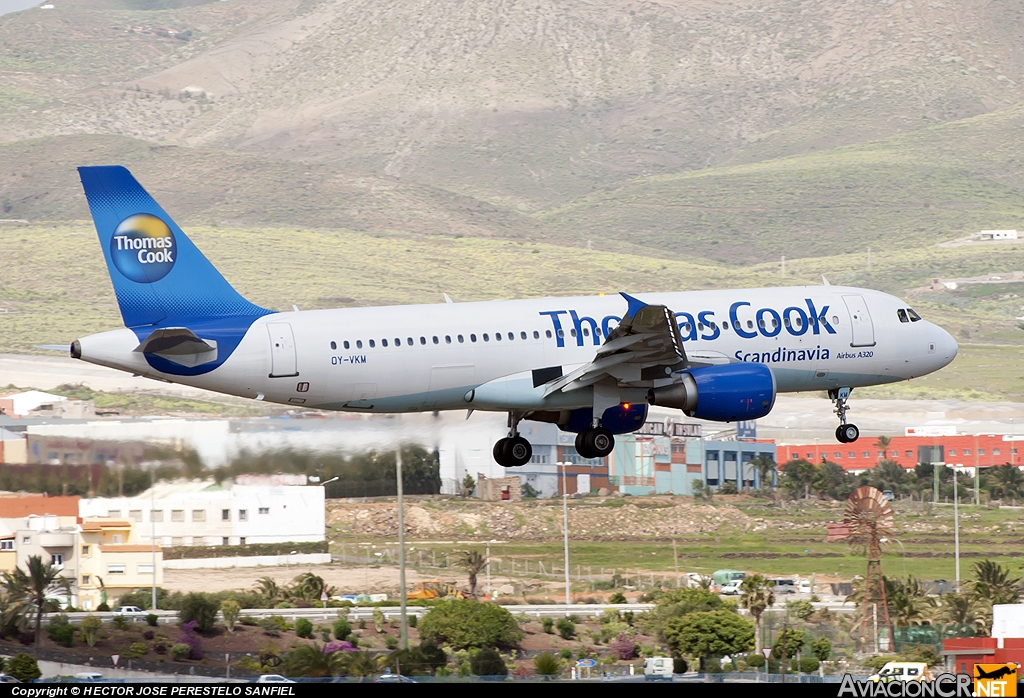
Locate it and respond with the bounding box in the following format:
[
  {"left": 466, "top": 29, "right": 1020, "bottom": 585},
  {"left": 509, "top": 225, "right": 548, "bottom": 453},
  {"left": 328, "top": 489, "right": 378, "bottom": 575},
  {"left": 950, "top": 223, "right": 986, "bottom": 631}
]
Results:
[
  {"left": 267, "top": 322, "right": 299, "bottom": 377},
  {"left": 842, "top": 295, "right": 876, "bottom": 347}
]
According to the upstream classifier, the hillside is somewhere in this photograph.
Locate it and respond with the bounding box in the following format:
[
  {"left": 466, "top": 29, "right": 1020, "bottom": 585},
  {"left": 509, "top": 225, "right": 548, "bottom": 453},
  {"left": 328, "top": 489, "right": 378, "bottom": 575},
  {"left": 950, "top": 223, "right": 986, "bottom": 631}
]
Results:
[{"left": 0, "top": 0, "right": 1023, "bottom": 261}]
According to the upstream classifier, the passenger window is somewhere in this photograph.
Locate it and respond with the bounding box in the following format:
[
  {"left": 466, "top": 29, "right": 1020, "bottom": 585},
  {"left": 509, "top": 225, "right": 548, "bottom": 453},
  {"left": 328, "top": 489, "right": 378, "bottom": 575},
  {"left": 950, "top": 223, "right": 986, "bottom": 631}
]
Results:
[
  {"left": 495, "top": 332, "right": 501, "bottom": 341},
  {"left": 394, "top": 338, "right": 401, "bottom": 347},
  {"left": 458, "top": 335, "right": 464, "bottom": 343},
  {"left": 747, "top": 320, "right": 754, "bottom": 329},
  {"left": 570, "top": 329, "right": 577, "bottom": 337},
  {"left": 356, "top": 340, "right": 363, "bottom": 349},
  {"left": 521, "top": 331, "right": 527, "bottom": 340},
  {"left": 407, "top": 337, "right": 413, "bottom": 346},
  {"left": 783, "top": 318, "right": 791, "bottom": 327},
  {"left": 908, "top": 308, "right": 922, "bottom": 322},
  {"left": 897, "top": 309, "right": 909, "bottom": 323},
  {"left": 508, "top": 332, "right": 514, "bottom": 340},
  {"left": 420, "top": 336, "right": 426, "bottom": 344},
  {"left": 722, "top": 321, "right": 728, "bottom": 330},
  {"left": 546, "top": 330, "right": 552, "bottom": 338},
  {"left": 710, "top": 322, "right": 717, "bottom": 330},
  {"left": 832, "top": 316, "right": 839, "bottom": 325},
  {"left": 582, "top": 328, "right": 589, "bottom": 337},
  {"left": 368, "top": 340, "right": 375, "bottom": 348},
  {"left": 698, "top": 323, "right": 704, "bottom": 331},
  {"left": 471, "top": 334, "right": 477, "bottom": 342},
  {"left": 330, "top": 341, "right": 337, "bottom": 350},
  {"left": 445, "top": 335, "right": 451, "bottom": 344},
  {"left": 483, "top": 333, "right": 489, "bottom": 341},
  {"left": 432, "top": 336, "right": 439, "bottom": 344},
  {"left": 533, "top": 331, "right": 540, "bottom": 339},
  {"left": 557, "top": 329, "right": 564, "bottom": 338},
  {"left": 344, "top": 341, "right": 350, "bottom": 349},
  {"left": 382, "top": 339, "right": 388, "bottom": 347},
  {"left": 682, "top": 323, "right": 691, "bottom": 332},
  {"left": 772, "top": 319, "right": 778, "bottom": 328}
]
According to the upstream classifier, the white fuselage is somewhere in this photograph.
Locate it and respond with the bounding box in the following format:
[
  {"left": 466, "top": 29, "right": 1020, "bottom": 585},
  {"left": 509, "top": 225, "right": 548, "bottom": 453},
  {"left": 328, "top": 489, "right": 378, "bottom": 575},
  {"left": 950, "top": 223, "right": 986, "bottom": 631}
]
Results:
[{"left": 75, "top": 285, "right": 957, "bottom": 414}]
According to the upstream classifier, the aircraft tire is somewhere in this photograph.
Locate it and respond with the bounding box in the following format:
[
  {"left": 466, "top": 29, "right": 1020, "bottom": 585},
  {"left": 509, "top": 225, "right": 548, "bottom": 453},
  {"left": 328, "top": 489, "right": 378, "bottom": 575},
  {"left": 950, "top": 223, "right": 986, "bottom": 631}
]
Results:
[
  {"left": 840, "top": 424, "right": 860, "bottom": 443},
  {"left": 575, "top": 431, "right": 597, "bottom": 459},
  {"left": 835, "top": 426, "right": 848, "bottom": 443},
  {"left": 505, "top": 436, "right": 532, "bottom": 467},
  {"left": 583, "top": 427, "right": 615, "bottom": 458},
  {"left": 493, "top": 438, "right": 510, "bottom": 466}
]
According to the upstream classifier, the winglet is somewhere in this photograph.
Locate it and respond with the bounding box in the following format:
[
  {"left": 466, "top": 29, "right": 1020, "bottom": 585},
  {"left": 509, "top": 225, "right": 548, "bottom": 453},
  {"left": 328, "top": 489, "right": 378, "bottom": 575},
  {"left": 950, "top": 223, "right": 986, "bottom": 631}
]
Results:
[{"left": 620, "top": 292, "right": 647, "bottom": 318}]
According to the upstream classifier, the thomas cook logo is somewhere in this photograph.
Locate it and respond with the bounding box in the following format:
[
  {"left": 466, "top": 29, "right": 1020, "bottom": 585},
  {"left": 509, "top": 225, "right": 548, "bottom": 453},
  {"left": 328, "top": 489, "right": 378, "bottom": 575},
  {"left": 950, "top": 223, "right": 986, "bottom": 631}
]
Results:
[{"left": 110, "top": 214, "right": 176, "bottom": 283}]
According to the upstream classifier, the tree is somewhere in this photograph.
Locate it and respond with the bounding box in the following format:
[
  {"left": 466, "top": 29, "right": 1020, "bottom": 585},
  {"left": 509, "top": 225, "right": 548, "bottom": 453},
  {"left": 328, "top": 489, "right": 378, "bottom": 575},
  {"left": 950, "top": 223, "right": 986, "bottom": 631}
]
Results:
[
  {"left": 381, "top": 641, "right": 448, "bottom": 676},
  {"left": 461, "top": 473, "right": 476, "bottom": 497},
  {"left": 283, "top": 643, "right": 349, "bottom": 677},
  {"left": 933, "top": 593, "right": 989, "bottom": 636},
  {"left": 773, "top": 627, "right": 805, "bottom": 667},
  {"left": 875, "top": 436, "right": 893, "bottom": 463},
  {"left": 80, "top": 614, "right": 102, "bottom": 647},
  {"left": 458, "top": 549, "right": 487, "bottom": 597},
  {"left": 470, "top": 647, "right": 507, "bottom": 677},
  {"left": 886, "top": 576, "right": 929, "bottom": 627},
  {"left": 179, "top": 593, "right": 219, "bottom": 632},
  {"left": 6, "top": 653, "right": 40, "bottom": 682},
  {"left": 988, "top": 465, "right": 1024, "bottom": 500},
  {"left": 418, "top": 599, "right": 523, "bottom": 650},
  {"left": 739, "top": 575, "right": 774, "bottom": 655},
  {"left": 750, "top": 455, "right": 776, "bottom": 489},
  {"left": 971, "top": 560, "right": 1022, "bottom": 605},
  {"left": 253, "top": 577, "right": 281, "bottom": 605},
  {"left": 3, "top": 555, "right": 71, "bottom": 650},
  {"left": 811, "top": 637, "right": 832, "bottom": 662},
  {"left": 662, "top": 610, "right": 754, "bottom": 660},
  {"left": 220, "top": 599, "right": 240, "bottom": 633}
]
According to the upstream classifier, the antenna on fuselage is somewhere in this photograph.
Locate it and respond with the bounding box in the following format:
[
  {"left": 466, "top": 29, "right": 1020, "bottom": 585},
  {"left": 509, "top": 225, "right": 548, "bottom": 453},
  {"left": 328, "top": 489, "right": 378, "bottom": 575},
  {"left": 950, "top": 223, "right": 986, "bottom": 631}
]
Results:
[
  {"left": 821, "top": 276, "right": 831, "bottom": 287},
  {"left": 443, "top": 293, "right": 454, "bottom": 304}
]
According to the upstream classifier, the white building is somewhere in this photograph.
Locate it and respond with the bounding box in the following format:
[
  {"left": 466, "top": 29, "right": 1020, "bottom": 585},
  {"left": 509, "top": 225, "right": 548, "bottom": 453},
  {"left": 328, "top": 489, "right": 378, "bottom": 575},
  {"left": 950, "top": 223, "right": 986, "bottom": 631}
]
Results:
[
  {"left": 78, "top": 479, "right": 325, "bottom": 547},
  {"left": 977, "top": 230, "right": 1018, "bottom": 240}
]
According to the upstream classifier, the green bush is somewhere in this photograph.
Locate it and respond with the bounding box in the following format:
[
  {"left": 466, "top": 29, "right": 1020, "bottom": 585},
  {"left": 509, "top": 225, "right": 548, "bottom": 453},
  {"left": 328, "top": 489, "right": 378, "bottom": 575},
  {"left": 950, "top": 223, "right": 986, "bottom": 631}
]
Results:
[
  {"left": 555, "top": 618, "right": 575, "bottom": 640},
  {"left": 7, "top": 653, "right": 41, "bottom": 682},
  {"left": 533, "top": 652, "right": 560, "bottom": 676},
  {"left": 128, "top": 641, "right": 149, "bottom": 657},
  {"left": 80, "top": 615, "right": 103, "bottom": 647},
  {"left": 541, "top": 617, "right": 554, "bottom": 634},
  {"left": 171, "top": 643, "right": 191, "bottom": 661},
  {"left": 332, "top": 618, "right": 352, "bottom": 641},
  {"left": 418, "top": 599, "right": 523, "bottom": 650},
  {"left": 295, "top": 618, "right": 313, "bottom": 639},
  {"left": 179, "top": 593, "right": 219, "bottom": 633},
  {"left": 745, "top": 653, "right": 766, "bottom": 668},
  {"left": 706, "top": 658, "right": 722, "bottom": 673},
  {"left": 385, "top": 636, "right": 399, "bottom": 650},
  {"left": 111, "top": 615, "right": 128, "bottom": 630},
  {"left": 47, "top": 615, "right": 75, "bottom": 647},
  {"left": 559, "top": 648, "right": 573, "bottom": 661},
  {"left": 408, "top": 614, "right": 418, "bottom": 629},
  {"left": 146, "top": 613, "right": 159, "bottom": 627},
  {"left": 470, "top": 647, "right": 507, "bottom": 677},
  {"left": 797, "top": 657, "right": 820, "bottom": 673},
  {"left": 239, "top": 616, "right": 259, "bottom": 626},
  {"left": 97, "top": 602, "right": 111, "bottom": 612},
  {"left": 259, "top": 618, "right": 281, "bottom": 637},
  {"left": 220, "top": 600, "right": 240, "bottom": 632},
  {"left": 608, "top": 592, "right": 627, "bottom": 604}
]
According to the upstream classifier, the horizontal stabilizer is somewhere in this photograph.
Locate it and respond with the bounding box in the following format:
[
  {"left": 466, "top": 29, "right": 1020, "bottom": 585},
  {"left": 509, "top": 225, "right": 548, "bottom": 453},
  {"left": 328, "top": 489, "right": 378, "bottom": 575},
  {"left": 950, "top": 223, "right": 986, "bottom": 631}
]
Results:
[{"left": 134, "top": 327, "right": 218, "bottom": 368}]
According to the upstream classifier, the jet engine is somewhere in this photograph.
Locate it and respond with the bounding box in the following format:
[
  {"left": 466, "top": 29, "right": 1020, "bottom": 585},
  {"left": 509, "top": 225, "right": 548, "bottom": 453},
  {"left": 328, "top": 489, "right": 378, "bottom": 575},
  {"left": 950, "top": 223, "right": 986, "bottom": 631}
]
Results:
[{"left": 647, "top": 363, "right": 776, "bottom": 422}]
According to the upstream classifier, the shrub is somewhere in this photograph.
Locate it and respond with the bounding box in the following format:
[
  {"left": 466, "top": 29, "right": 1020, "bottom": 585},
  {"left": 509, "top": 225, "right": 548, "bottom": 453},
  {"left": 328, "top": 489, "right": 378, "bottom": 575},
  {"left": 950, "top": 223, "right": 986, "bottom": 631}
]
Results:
[
  {"left": 240, "top": 616, "right": 259, "bottom": 626},
  {"left": 372, "top": 608, "right": 385, "bottom": 633},
  {"left": 142, "top": 630, "right": 155, "bottom": 640},
  {"left": 555, "top": 618, "right": 575, "bottom": 640},
  {"left": 358, "top": 619, "right": 366, "bottom": 629},
  {"left": 470, "top": 647, "right": 507, "bottom": 677},
  {"left": 541, "top": 617, "right": 554, "bottom": 634},
  {"left": 385, "top": 636, "right": 399, "bottom": 650},
  {"left": 333, "top": 618, "right": 352, "bottom": 641},
  {"left": 259, "top": 618, "right": 281, "bottom": 637},
  {"left": 129, "top": 641, "right": 149, "bottom": 657},
  {"left": 559, "top": 648, "right": 573, "bottom": 660},
  {"left": 220, "top": 600, "right": 240, "bottom": 632},
  {"left": 610, "top": 633, "right": 635, "bottom": 660},
  {"left": 80, "top": 615, "right": 103, "bottom": 647},
  {"left": 171, "top": 643, "right": 191, "bottom": 661},
  {"left": 746, "top": 653, "right": 766, "bottom": 668},
  {"left": 533, "top": 652, "right": 560, "bottom": 676},
  {"left": 111, "top": 615, "right": 128, "bottom": 630},
  {"left": 97, "top": 602, "right": 111, "bottom": 612},
  {"left": 179, "top": 593, "right": 219, "bottom": 633},
  {"left": 47, "top": 616, "right": 75, "bottom": 647},
  {"left": 179, "top": 620, "right": 204, "bottom": 660},
  {"left": 608, "top": 591, "right": 627, "bottom": 604},
  {"left": 408, "top": 614, "right": 418, "bottom": 629},
  {"left": 295, "top": 618, "right": 313, "bottom": 639},
  {"left": 797, "top": 657, "right": 820, "bottom": 673},
  {"left": 418, "top": 599, "right": 523, "bottom": 650},
  {"left": 705, "top": 658, "right": 722, "bottom": 673},
  {"left": 7, "top": 653, "right": 41, "bottom": 682},
  {"left": 154, "top": 642, "right": 167, "bottom": 654},
  {"left": 146, "top": 613, "right": 159, "bottom": 627}
]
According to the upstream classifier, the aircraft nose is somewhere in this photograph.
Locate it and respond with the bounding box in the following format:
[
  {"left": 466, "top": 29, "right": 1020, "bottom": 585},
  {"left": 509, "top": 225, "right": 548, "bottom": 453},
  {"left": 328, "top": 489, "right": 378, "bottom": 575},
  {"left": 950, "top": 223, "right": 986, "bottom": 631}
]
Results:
[{"left": 933, "top": 326, "right": 958, "bottom": 367}]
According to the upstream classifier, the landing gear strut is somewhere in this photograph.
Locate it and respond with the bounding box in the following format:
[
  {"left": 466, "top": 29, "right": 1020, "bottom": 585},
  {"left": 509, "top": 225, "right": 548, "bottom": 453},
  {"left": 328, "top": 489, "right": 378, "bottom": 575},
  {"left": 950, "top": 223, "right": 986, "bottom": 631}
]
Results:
[
  {"left": 830, "top": 387, "right": 860, "bottom": 443},
  {"left": 575, "top": 427, "right": 615, "bottom": 460},
  {"left": 493, "top": 412, "right": 533, "bottom": 467}
]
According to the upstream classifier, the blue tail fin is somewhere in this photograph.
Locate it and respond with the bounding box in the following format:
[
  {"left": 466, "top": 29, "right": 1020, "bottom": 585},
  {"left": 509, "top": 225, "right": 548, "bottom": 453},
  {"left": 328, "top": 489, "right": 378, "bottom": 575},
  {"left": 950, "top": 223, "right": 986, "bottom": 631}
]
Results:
[{"left": 78, "top": 166, "right": 270, "bottom": 328}]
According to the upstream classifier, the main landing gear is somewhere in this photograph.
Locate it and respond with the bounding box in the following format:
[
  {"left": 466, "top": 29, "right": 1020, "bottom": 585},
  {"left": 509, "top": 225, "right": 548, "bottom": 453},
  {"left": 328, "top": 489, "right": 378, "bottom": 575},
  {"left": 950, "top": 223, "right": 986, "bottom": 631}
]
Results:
[
  {"left": 831, "top": 387, "right": 860, "bottom": 443},
  {"left": 575, "top": 426, "right": 615, "bottom": 460},
  {"left": 493, "top": 412, "right": 533, "bottom": 467}
]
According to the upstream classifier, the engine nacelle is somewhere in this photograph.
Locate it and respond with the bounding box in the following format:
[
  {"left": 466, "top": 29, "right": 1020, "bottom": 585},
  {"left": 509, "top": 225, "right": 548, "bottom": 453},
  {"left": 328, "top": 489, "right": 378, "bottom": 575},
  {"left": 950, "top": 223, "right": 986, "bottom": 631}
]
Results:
[
  {"left": 647, "top": 363, "right": 776, "bottom": 422},
  {"left": 535, "top": 403, "right": 649, "bottom": 434}
]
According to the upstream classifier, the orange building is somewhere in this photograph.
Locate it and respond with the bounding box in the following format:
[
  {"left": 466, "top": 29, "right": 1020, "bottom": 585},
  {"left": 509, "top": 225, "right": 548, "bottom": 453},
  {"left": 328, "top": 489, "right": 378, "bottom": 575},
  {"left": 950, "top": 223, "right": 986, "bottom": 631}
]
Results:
[{"left": 777, "top": 433, "right": 1021, "bottom": 472}]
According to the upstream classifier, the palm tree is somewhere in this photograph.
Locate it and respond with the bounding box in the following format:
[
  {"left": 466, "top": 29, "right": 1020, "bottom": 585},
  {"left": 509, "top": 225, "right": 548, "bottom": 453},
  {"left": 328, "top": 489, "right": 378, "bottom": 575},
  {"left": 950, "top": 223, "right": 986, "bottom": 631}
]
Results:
[
  {"left": 750, "top": 455, "right": 776, "bottom": 489},
  {"left": 290, "top": 572, "right": 337, "bottom": 602},
  {"left": 283, "top": 643, "right": 350, "bottom": 677},
  {"left": 971, "top": 560, "right": 1022, "bottom": 605},
  {"left": 346, "top": 651, "right": 379, "bottom": 677},
  {"left": 739, "top": 574, "right": 775, "bottom": 654},
  {"left": 989, "top": 466, "right": 1024, "bottom": 500},
  {"left": 254, "top": 576, "right": 281, "bottom": 605},
  {"left": 886, "top": 576, "right": 928, "bottom": 627},
  {"left": 458, "top": 549, "right": 487, "bottom": 596},
  {"left": 933, "top": 592, "right": 989, "bottom": 636},
  {"left": 875, "top": 436, "right": 892, "bottom": 463},
  {"left": 3, "top": 555, "right": 71, "bottom": 650}
]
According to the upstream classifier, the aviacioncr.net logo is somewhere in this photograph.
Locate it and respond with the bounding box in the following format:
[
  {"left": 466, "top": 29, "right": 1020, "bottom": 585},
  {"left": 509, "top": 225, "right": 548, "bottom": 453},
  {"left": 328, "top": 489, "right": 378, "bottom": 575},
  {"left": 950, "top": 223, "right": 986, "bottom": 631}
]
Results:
[{"left": 110, "top": 213, "right": 176, "bottom": 283}]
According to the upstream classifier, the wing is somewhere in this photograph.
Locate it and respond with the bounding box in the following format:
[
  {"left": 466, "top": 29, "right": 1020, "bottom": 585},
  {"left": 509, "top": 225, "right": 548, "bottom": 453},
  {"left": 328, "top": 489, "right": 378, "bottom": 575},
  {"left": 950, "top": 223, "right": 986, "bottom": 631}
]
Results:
[{"left": 543, "top": 293, "right": 688, "bottom": 396}]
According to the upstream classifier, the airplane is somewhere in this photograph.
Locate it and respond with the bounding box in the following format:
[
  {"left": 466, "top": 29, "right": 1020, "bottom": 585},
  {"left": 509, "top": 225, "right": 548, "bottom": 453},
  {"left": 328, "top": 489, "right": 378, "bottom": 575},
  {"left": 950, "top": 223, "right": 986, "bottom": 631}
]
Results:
[{"left": 71, "top": 166, "right": 958, "bottom": 467}]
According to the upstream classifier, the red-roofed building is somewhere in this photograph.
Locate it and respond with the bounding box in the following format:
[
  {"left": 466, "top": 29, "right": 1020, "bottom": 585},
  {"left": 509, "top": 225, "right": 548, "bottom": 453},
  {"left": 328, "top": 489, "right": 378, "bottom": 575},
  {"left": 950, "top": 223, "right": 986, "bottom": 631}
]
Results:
[
  {"left": 777, "top": 433, "right": 1022, "bottom": 472},
  {"left": 0, "top": 494, "right": 80, "bottom": 519}
]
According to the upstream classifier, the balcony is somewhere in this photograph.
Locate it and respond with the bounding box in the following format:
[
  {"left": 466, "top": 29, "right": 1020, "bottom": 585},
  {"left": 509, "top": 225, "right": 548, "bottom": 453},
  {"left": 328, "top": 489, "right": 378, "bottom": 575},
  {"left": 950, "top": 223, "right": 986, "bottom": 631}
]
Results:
[{"left": 38, "top": 533, "right": 75, "bottom": 547}]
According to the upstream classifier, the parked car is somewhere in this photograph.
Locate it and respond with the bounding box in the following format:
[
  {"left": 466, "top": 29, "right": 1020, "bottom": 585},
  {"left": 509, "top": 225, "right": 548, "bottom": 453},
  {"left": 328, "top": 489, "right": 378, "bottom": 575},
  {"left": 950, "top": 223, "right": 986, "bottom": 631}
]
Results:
[
  {"left": 644, "top": 657, "right": 674, "bottom": 682},
  {"left": 114, "top": 606, "right": 144, "bottom": 615},
  {"left": 73, "top": 673, "right": 105, "bottom": 682},
  {"left": 797, "top": 580, "right": 812, "bottom": 595},
  {"left": 769, "top": 579, "right": 797, "bottom": 594},
  {"left": 882, "top": 490, "right": 895, "bottom": 501},
  {"left": 720, "top": 581, "right": 742, "bottom": 595},
  {"left": 869, "top": 662, "right": 932, "bottom": 683},
  {"left": 0, "top": 674, "right": 20, "bottom": 684},
  {"left": 255, "top": 675, "right": 295, "bottom": 684}
]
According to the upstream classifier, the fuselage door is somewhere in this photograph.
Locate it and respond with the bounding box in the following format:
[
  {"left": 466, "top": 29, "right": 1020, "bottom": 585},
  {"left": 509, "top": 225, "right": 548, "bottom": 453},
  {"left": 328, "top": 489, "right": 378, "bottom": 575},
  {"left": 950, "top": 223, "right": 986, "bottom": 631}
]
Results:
[
  {"left": 842, "top": 295, "right": 876, "bottom": 347},
  {"left": 267, "top": 322, "right": 299, "bottom": 377}
]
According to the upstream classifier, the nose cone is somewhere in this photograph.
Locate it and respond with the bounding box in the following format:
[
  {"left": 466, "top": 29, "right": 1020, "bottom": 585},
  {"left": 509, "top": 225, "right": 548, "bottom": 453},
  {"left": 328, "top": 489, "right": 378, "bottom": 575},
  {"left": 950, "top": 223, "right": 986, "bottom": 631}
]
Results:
[{"left": 933, "top": 325, "right": 958, "bottom": 369}]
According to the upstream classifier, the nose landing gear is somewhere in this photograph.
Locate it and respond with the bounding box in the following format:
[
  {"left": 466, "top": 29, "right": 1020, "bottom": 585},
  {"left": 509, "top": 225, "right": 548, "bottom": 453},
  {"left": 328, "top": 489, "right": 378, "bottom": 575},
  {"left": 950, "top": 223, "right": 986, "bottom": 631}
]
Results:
[
  {"left": 831, "top": 387, "right": 860, "bottom": 443},
  {"left": 493, "top": 412, "right": 533, "bottom": 467}
]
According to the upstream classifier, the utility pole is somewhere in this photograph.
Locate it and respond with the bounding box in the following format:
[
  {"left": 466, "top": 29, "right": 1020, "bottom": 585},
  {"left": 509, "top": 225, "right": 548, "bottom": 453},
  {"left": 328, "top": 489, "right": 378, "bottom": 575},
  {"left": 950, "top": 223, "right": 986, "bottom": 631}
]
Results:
[
  {"left": 974, "top": 465, "right": 980, "bottom": 506},
  {"left": 150, "top": 463, "right": 157, "bottom": 611},
  {"left": 952, "top": 467, "right": 961, "bottom": 589},
  {"left": 396, "top": 448, "right": 408, "bottom": 650},
  {"left": 558, "top": 462, "right": 571, "bottom": 609},
  {"left": 933, "top": 464, "right": 939, "bottom": 504}
]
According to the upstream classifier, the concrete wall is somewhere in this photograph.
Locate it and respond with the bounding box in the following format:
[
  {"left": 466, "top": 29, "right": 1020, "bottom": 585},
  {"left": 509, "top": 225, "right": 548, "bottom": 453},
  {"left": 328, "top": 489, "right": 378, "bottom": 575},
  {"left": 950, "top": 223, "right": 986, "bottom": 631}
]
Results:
[{"left": 162, "top": 552, "right": 331, "bottom": 569}]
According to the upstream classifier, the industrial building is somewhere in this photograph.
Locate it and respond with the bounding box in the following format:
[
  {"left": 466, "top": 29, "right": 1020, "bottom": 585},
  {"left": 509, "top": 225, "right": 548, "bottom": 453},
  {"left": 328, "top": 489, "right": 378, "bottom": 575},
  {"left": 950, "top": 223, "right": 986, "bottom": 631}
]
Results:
[{"left": 78, "top": 476, "right": 325, "bottom": 547}]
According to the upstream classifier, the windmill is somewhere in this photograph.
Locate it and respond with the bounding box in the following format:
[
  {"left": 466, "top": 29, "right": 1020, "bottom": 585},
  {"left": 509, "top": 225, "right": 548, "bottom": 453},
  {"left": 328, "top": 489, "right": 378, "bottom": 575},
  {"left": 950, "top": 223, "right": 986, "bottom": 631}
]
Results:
[{"left": 828, "top": 486, "right": 894, "bottom": 651}]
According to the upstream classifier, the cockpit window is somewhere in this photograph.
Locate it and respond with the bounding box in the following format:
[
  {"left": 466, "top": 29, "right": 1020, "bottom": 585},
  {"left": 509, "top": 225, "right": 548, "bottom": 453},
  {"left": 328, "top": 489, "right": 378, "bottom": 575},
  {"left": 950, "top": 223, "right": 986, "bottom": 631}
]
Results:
[
  {"left": 897, "top": 309, "right": 909, "bottom": 323},
  {"left": 907, "top": 308, "right": 922, "bottom": 322}
]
